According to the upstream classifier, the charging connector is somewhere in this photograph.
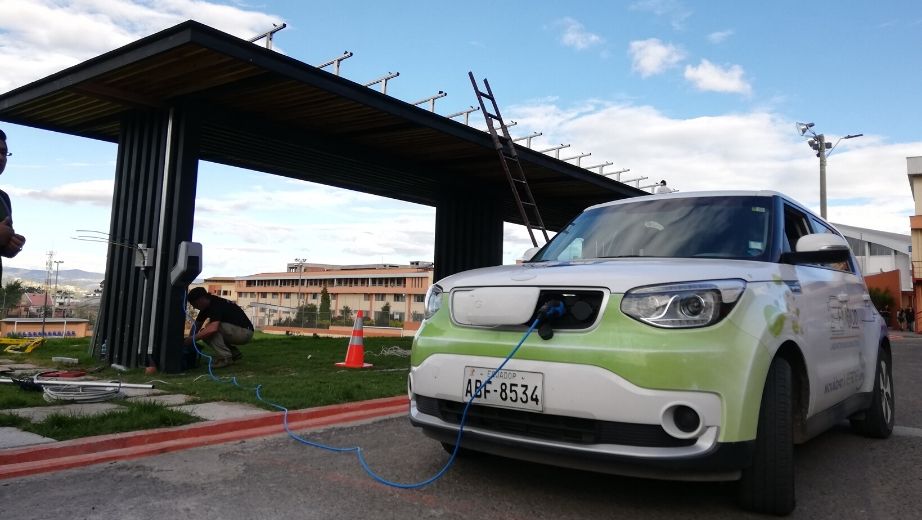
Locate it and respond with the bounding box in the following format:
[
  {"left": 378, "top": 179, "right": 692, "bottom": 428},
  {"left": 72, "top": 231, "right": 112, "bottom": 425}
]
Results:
[{"left": 536, "top": 300, "right": 566, "bottom": 340}]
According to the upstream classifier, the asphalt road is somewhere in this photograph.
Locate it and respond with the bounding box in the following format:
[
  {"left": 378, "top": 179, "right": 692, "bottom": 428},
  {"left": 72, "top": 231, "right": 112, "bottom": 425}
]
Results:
[{"left": 2, "top": 336, "right": 920, "bottom": 520}]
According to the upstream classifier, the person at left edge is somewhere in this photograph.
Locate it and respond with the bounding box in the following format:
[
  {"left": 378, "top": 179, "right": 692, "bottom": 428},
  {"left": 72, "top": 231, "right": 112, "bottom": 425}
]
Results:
[
  {"left": 184, "top": 287, "right": 254, "bottom": 368},
  {"left": 0, "top": 129, "right": 27, "bottom": 280}
]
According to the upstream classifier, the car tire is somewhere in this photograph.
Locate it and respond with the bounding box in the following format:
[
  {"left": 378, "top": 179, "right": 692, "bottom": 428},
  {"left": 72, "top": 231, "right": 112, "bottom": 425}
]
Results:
[
  {"left": 850, "top": 346, "right": 894, "bottom": 439},
  {"left": 738, "top": 356, "right": 795, "bottom": 516}
]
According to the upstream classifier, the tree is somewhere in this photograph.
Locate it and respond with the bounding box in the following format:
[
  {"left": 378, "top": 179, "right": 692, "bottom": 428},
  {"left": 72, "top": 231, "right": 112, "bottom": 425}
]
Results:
[
  {"left": 378, "top": 302, "right": 391, "bottom": 326},
  {"left": 868, "top": 287, "right": 894, "bottom": 312},
  {"left": 339, "top": 305, "right": 353, "bottom": 325},
  {"left": 319, "top": 285, "right": 331, "bottom": 327},
  {"left": 298, "top": 303, "right": 318, "bottom": 328},
  {"left": 0, "top": 280, "right": 26, "bottom": 317}
]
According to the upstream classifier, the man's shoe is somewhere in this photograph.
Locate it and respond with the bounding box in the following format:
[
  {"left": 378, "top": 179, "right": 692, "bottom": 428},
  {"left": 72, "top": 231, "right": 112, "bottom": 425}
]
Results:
[
  {"left": 231, "top": 351, "right": 243, "bottom": 361},
  {"left": 211, "top": 357, "right": 232, "bottom": 368}
]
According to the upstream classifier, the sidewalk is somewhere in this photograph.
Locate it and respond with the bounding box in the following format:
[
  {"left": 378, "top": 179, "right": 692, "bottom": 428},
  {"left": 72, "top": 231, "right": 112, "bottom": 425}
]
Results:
[{"left": 0, "top": 394, "right": 408, "bottom": 480}]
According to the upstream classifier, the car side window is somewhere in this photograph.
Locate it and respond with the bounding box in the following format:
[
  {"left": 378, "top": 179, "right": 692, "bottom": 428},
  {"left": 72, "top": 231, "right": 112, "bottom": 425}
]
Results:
[
  {"left": 782, "top": 205, "right": 811, "bottom": 253},
  {"left": 809, "top": 217, "right": 856, "bottom": 273}
]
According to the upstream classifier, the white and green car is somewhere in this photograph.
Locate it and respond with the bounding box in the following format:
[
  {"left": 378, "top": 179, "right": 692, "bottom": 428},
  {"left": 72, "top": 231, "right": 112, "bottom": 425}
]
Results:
[{"left": 409, "top": 191, "right": 893, "bottom": 515}]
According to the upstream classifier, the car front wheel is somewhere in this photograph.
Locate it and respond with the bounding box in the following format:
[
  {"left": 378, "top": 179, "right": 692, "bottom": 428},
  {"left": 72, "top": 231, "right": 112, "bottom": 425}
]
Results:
[{"left": 738, "top": 356, "right": 795, "bottom": 515}]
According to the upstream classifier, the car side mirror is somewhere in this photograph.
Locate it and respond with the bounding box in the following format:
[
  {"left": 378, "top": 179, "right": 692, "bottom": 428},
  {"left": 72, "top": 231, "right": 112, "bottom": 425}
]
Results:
[
  {"left": 781, "top": 233, "right": 851, "bottom": 265},
  {"left": 521, "top": 246, "right": 541, "bottom": 262}
]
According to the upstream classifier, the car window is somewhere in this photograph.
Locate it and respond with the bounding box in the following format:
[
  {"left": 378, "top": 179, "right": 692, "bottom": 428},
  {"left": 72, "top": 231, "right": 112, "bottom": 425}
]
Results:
[
  {"left": 782, "top": 205, "right": 811, "bottom": 253},
  {"left": 536, "top": 196, "right": 773, "bottom": 262},
  {"left": 809, "top": 217, "right": 856, "bottom": 273}
]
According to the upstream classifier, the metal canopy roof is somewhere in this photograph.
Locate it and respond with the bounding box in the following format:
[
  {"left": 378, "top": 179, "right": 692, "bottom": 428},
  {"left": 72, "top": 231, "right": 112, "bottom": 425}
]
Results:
[{"left": 0, "top": 20, "right": 642, "bottom": 229}]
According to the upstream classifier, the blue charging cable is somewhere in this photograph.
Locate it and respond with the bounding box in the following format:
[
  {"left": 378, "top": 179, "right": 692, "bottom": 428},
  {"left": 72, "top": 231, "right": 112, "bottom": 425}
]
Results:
[{"left": 185, "top": 293, "right": 565, "bottom": 489}]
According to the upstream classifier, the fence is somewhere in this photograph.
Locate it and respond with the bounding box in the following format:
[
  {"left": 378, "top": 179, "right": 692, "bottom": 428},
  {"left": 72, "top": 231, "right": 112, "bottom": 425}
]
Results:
[
  {"left": 2, "top": 305, "right": 97, "bottom": 322},
  {"left": 250, "top": 310, "right": 420, "bottom": 330}
]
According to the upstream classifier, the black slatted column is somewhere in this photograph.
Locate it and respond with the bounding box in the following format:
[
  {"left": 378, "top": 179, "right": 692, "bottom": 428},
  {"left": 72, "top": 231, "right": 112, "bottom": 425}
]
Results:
[
  {"left": 95, "top": 105, "right": 200, "bottom": 372},
  {"left": 433, "top": 193, "right": 504, "bottom": 282}
]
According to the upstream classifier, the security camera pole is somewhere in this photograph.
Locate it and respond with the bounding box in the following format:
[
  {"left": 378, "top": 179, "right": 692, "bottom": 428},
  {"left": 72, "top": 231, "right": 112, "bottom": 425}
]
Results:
[{"left": 796, "top": 122, "right": 862, "bottom": 219}]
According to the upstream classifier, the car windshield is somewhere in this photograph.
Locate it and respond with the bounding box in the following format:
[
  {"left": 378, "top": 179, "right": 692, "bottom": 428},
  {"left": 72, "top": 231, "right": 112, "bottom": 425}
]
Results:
[{"left": 535, "top": 196, "right": 774, "bottom": 262}]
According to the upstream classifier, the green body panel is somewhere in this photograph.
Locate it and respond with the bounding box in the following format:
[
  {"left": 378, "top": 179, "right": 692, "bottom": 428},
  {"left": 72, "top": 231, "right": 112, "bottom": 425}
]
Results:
[{"left": 412, "top": 284, "right": 800, "bottom": 443}]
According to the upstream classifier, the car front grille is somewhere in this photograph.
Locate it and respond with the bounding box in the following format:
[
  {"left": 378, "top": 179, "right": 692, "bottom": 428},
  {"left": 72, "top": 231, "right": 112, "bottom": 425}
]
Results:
[{"left": 415, "top": 395, "right": 695, "bottom": 448}]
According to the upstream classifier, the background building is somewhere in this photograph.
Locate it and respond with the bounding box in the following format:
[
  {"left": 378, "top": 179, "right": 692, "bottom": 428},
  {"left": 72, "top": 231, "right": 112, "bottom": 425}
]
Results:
[
  {"left": 198, "top": 262, "right": 434, "bottom": 334},
  {"left": 907, "top": 156, "right": 922, "bottom": 331}
]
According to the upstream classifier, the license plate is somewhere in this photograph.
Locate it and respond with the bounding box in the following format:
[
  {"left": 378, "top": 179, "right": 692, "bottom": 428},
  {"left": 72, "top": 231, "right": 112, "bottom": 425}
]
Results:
[{"left": 462, "top": 366, "right": 544, "bottom": 412}]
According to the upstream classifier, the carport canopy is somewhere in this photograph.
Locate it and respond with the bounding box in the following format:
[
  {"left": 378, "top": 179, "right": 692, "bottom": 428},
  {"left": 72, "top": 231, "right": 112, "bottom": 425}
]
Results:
[{"left": 0, "top": 20, "right": 643, "bottom": 371}]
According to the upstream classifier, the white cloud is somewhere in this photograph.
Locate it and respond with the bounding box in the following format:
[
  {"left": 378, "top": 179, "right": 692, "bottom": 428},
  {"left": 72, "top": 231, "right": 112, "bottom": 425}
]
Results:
[
  {"left": 707, "top": 29, "right": 734, "bottom": 43},
  {"left": 628, "top": 38, "right": 686, "bottom": 77},
  {"left": 5, "top": 179, "right": 113, "bottom": 205},
  {"left": 0, "top": 0, "right": 281, "bottom": 92},
  {"left": 556, "top": 17, "right": 604, "bottom": 50},
  {"left": 507, "top": 99, "right": 917, "bottom": 235},
  {"left": 684, "top": 59, "right": 752, "bottom": 95},
  {"left": 629, "top": 0, "right": 692, "bottom": 30}
]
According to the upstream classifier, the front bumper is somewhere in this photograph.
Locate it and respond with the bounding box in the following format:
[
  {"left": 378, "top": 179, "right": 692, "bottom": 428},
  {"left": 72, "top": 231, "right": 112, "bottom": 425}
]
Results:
[
  {"left": 409, "top": 355, "right": 753, "bottom": 480},
  {"left": 410, "top": 394, "right": 753, "bottom": 481}
]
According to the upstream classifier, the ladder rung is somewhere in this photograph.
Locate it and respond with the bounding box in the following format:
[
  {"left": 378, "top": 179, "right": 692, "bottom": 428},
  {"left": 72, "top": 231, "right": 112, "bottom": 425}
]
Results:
[
  {"left": 485, "top": 112, "right": 501, "bottom": 120},
  {"left": 476, "top": 90, "right": 494, "bottom": 101}
]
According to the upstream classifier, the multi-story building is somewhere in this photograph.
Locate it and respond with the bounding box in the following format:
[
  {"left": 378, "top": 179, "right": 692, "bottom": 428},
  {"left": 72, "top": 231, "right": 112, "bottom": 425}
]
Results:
[
  {"left": 202, "top": 277, "right": 238, "bottom": 300},
  {"left": 232, "top": 262, "right": 434, "bottom": 329}
]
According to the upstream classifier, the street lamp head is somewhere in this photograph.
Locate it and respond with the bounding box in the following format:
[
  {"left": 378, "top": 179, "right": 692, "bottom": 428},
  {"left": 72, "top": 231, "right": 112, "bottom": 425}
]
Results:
[{"left": 796, "top": 122, "right": 815, "bottom": 136}]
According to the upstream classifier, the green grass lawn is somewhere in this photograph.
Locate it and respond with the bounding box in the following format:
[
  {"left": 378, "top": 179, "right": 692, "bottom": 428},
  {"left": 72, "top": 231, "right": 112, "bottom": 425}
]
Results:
[
  {"left": 0, "top": 401, "right": 201, "bottom": 441},
  {"left": 1, "top": 333, "right": 411, "bottom": 410},
  {"left": 0, "top": 333, "right": 411, "bottom": 440}
]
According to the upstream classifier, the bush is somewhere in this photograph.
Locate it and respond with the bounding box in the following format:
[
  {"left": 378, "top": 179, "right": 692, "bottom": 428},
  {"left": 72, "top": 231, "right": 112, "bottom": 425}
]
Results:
[{"left": 868, "top": 287, "right": 895, "bottom": 313}]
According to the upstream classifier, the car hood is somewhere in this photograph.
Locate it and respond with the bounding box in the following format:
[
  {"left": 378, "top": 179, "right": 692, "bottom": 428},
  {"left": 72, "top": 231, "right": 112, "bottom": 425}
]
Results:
[{"left": 437, "top": 258, "right": 782, "bottom": 294}]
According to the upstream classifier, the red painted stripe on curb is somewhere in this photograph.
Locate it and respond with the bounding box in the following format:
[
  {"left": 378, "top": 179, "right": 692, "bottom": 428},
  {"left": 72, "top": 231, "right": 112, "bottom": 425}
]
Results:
[
  {"left": 0, "top": 402, "right": 408, "bottom": 480},
  {"left": 0, "top": 395, "right": 408, "bottom": 469},
  {"left": 0, "top": 395, "right": 408, "bottom": 464}
]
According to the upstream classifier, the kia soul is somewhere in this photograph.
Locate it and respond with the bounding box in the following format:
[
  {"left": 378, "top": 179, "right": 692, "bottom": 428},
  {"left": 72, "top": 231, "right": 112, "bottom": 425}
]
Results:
[{"left": 409, "top": 191, "right": 894, "bottom": 515}]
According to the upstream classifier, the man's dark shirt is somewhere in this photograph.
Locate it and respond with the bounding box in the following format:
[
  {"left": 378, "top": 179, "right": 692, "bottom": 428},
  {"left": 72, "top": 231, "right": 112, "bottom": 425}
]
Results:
[
  {"left": 0, "top": 189, "right": 12, "bottom": 278},
  {"left": 197, "top": 296, "right": 254, "bottom": 330}
]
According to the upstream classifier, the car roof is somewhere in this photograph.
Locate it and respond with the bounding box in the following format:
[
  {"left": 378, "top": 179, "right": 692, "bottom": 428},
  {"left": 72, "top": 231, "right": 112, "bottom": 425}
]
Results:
[{"left": 586, "top": 190, "right": 786, "bottom": 212}]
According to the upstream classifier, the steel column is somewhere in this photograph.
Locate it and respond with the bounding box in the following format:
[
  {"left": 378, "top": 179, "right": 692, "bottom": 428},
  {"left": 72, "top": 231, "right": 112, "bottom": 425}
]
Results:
[
  {"left": 95, "top": 105, "right": 200, "bottom": 373},
  {"left": 433, "top": 194, "right": 504, "bottom": 282}
]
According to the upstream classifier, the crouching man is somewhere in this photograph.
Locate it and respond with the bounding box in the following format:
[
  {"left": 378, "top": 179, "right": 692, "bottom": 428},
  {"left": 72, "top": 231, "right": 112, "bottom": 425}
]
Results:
[{"left": 185, "top": 287, "right": 254, "bottom": 368}]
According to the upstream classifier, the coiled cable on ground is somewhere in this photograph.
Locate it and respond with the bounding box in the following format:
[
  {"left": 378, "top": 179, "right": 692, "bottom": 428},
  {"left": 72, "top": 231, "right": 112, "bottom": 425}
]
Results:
[
  {"left": 365, "top": 346, "right": 411, "bottom": 358},
  {"left": 42, "top": 383, "right": 125, "bottom": 403}
]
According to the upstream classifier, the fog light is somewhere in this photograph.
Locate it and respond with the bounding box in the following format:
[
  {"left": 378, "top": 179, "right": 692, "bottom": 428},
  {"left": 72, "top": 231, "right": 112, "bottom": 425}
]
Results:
[{"left": 673, "top": 405, "right": 700, "bottom": 433}]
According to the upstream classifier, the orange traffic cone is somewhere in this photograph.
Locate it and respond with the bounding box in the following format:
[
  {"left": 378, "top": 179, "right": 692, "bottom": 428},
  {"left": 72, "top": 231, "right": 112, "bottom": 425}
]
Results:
[{"left": 336, "top": 310, "right": 373, "bottom": 368}]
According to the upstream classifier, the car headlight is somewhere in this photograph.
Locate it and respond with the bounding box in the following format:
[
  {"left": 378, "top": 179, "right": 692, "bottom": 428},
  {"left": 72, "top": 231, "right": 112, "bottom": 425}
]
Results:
[
  {"left": 621, "top": 279, "right": 746, "bottom": 328},
  {"left": 424, "top": 284, "right": 443, "bottom": 319}
]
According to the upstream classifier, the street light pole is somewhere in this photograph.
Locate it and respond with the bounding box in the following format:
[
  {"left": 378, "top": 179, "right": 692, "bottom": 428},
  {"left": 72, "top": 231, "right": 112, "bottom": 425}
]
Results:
[
  {"left": 53, "top": 260, "right": 63, "bottom": 318},
  {"left": 817, "top": 134, "right": 828, "bottom": 219},
  {"left": 796, "top": 122, "right": 862, "bottom": 220},
  {"left": 294, "top": 257, "right": 306, "bottom": 328}
]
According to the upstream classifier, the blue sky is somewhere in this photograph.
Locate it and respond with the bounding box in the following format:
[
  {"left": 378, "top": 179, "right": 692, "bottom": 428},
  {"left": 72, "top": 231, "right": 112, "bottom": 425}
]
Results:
[{"left": 1, "top": 0, "right": 921, "bottom": 280}]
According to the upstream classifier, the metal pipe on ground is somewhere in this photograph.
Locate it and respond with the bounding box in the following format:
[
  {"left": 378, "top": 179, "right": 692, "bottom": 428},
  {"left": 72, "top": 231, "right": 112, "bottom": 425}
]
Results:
[{"left": 0, "top": 377, "right": 153, "bottom": 389}]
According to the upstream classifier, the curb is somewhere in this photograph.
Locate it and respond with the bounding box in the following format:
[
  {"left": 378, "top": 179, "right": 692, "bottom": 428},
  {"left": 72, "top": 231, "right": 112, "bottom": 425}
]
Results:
[{"left": 0, "top": 395, "right": 408, "bottom": 480}]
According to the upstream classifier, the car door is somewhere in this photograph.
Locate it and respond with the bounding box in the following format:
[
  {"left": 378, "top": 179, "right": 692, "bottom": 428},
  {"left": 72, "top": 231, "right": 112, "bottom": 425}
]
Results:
[
  {"left": 810, "top": 217, "right": 876, "bottom": 396},
  {"left": 781, "top": 204, "right": 860, "bottom": 415}
]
